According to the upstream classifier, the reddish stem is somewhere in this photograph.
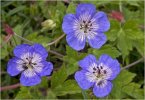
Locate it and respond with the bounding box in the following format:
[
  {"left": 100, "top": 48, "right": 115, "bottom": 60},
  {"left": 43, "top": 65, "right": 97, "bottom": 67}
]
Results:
[{"left": 0, "top": 83, "right": 21, "bottom": 92}]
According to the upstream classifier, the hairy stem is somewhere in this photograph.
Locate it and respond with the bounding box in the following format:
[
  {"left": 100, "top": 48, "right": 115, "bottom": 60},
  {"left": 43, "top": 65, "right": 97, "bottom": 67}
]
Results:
[
  {"left": 14, "top": 33, "right": 33, "bottom": 44},
  {"left": 121, "top": 58, "right": 144, "bottom": 70},
  {"left": 48, "top": 50, "right": 64, "bottom": 58},
  {"left": 46, "top": 34, "right": 65, "bottom": 46}
]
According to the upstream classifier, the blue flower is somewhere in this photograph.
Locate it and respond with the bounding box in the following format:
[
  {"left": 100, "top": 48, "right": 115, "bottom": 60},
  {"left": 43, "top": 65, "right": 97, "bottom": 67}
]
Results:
[
  {"left": 62, "top": 4, "right": 110, "bottom": 51},
  {"left": 7, "top": 44, "right": 53, "bottom": 86},
  {"left": 75, "top": 54, "right": 120, "bottom": 98}
]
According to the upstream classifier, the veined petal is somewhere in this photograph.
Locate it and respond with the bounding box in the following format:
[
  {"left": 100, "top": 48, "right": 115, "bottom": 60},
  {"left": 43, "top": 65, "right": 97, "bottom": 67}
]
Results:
[
  {"left": 13, "top": 44, "right": 30, "bottom": 58},
  {"left": 78, "top": 54, "right": 98, "bottom": 71},
  {"left": 93, "top": 81, "right": 113, "bottom": 98},
  {"left": 32, "top": 44, "right": 48, "bottom": 60},
  {"left": 99, "top": 54, "right": 120, "bottom": 80},
  {"left": 75, "top": 70, "right": 94, "bottom": 90},
  {"left": 76, "top": 4, "right": 96, "bottom": 17},
  {"left": 88, "top": 32, "right": 107, "bottom": 49},
  {"left": 20, "top": 71, "right": 41, "bottom": 86},
  {"left": 7, "top": 57, "right": 24, "bottom": 76},
  {"left": 93, "top": 11, "right": 110, "bottom": 32},
  {"left": 37, "top": 61, "right": 53, "bottom": 76},
  {"left": 66, "top": 32, "right": 86, "bottom": 51},
  {"left": 62, "top": 14, "right": 76, "bottom": 35}
]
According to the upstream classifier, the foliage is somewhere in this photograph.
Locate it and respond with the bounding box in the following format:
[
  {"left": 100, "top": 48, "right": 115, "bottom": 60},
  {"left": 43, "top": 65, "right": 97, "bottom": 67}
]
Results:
[{"left": 1, "top": 0, "right": 144, "bottom": 99}]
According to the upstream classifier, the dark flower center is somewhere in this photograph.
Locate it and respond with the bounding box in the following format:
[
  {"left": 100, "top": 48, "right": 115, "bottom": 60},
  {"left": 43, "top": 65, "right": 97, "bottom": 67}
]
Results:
[
  {"left": 80, "top": 20, "right": 93, "bottom": 33},
  {"left": 23, "top": 57, "right": 37, "bottom": 70},
  {"left": 92, "top": 66, "right": 107, "bottom": 79}
]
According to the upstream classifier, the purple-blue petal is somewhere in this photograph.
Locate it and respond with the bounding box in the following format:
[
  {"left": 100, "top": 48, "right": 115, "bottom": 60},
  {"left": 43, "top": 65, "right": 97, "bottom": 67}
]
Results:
[
  {"left": 88, "top": 32, "right": 107, "bottom": 49},
  {"left": 39, "top": 61, "right": 53, "bottom": 76},
  {"left": 66, "top": 33, "right": 86, "bottom": 51},
  {"left": 62, "top": 14, "right": 76, "bottom": 35},
  {"left": 20, "top": 72, "right": 41, "bottom": 86},
  {"left": 7, "top": 57, "right": 22, "bottom": 76},
  {"left": 99, "top": 54, "right": 120, "bottom": 80},
  {"left": 93, "top": 11, "right": 110, "bottom": 32},
  {"left": 93, "top": 81, "right": 113, "bottom": 98},
  {"left": 76, "top": 3, "right": 96, "bottom": 17},
  {"left": 32, "top": 44, "right": 48, "bottom": 59},
  {"left": 78, "top": 54, "right": 98, "bottom": 71},
  {"left": 75, "top": 70, "right": 94, "bottom": 90},
  {"left": 13, "top": 44, "right": 30, "bottom": 58}
]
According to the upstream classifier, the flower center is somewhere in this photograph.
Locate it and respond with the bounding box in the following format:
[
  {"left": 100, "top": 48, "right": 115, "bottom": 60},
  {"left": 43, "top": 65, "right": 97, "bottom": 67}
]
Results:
[
  {"left": 79, "top": 20, "right": 93, "bottom": 34},
  {"left": 86, "top": 63, "right": 112, "bottom": 87},
  {"left": 92, "top": 66, "right": 107, "bottom": 80},
  {"left": 23, "top": 57, "right": 37, "bottom": 70}
]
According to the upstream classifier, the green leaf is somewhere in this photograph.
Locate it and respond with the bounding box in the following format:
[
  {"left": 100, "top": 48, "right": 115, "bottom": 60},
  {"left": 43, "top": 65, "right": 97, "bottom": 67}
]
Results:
[
  {"left": 13, "top": 24, "right": 23, "bottom": 45},
  {"left": 63, "top": 46, "right": 87, "bottom": 75},
  {"left": 51, "top": 65, "right": 67, "bottom": 89},
  {"left": 122, "top": 83, "right": 144, "bottom": 99},
  {"left": 66, "top": 2, "right": 76, "bottom": 14},
  {"left": 133, "top": 39, "right": 144, "bottom": 56},
  {"left": 53, "top": 80, "right": 81, "bottom": 96},
  {"left": 123, "top": 20, "right": 144, "bottom": 40},
  {"left": 7, "top": 6, "right": 26, "bottom": 16},
  {"left": 15, "top": 87, "right": 33, "bottom": 99},
  {"left": 88, "top": 44, "right": 121, "bottom": 58},
  {"left": 26, "top": 32, "right": 51, "bottom": 45},
  {"left": 117, "top": 29, "right": 133, "bottom": 59},
  {"left": 109, "top": 70, "right": 136, "bottom": 98},
  {"left": 106, "top": 20, "right": 120, "bottom": 41},
  {"left": 1, "top": 41, "right": 9, "bottom": 59},
  {"left": 46, "top": 90, "right": 57, "bottom": 99}
]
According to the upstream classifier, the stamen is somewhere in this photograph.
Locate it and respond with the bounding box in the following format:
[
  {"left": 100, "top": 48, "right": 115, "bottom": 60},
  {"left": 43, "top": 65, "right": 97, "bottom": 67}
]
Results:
[
  {"left": 97, "top": 81, "right": 103, "bottom": 86},
  {"left": 93, "top": 67, "right": 97, "bottom": 70},
  {"left": 104, "top": 70, "right": 107, "bottom": 74},
  {"left": 23, "top": 65, "right": 28, "bottom": 69}
]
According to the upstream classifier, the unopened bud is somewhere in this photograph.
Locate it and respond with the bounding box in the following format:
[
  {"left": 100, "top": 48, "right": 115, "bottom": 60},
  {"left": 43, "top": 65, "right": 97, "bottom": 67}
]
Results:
[{"left": 41, "top": 19, "right": 56, "bottom": 31}]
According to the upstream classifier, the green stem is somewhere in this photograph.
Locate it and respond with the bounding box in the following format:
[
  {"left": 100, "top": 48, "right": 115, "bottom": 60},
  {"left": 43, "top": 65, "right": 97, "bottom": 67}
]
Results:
[
  {"left": 13, "top": 36, "right": 18, "bottom": 46},
  {"left": 46, "top": 34, "right": 65, "bottom": 46},
  {"left": 121, "top": 58, "right": 144, "bottom": 70},
  {"left": 14, "top": 32, "right": 33, "bottom": 44},
  {"left": 82, "top": 89, "right": 88, "bottom": 99},
  {"left": 119, "top": 0, "right": 122, "bottom": 12}
]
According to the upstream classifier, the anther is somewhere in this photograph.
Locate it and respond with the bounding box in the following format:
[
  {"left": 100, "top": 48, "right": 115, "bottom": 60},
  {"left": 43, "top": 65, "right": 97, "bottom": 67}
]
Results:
[
  {"left": 104, "top": 70, "right": 107, "bottom": 74},
  {"left": 93, "top": 67, "right": 97, "bottom": 70}
]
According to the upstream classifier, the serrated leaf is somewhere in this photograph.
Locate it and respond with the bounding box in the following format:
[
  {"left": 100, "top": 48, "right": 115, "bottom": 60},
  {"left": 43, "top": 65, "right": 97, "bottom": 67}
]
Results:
[
  {"left": 117, "top": 29, "right": 132, "bottom": 59},
  {"left": 123, "top": 20, "right": 144, "bottom": 40},
  {"left": 64, "top": 46, "right": 87, "bottom": 75},
  {"left": 88, "top": 44, "right": 121, "bottom": 58},
  {"left": 51, "top": 65, "right": 67, "bottom": 89},
  {"left": 109, "top": 70, "right": 136, "bottom": 98},
  {"left": 65, "top": 46, "right": 78, "bottom": 58},
  {"left": 106, "top": 20, "right": 120, "bottom": 41},
  {"left": 122, "top": 83, "right": 144, "bottom": 99},
  {"left": 53, "top": 80, "right": 81, "bottom": 96},
  {"left": 133, "top": 39, "right": 144, "bottom": 56}
]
